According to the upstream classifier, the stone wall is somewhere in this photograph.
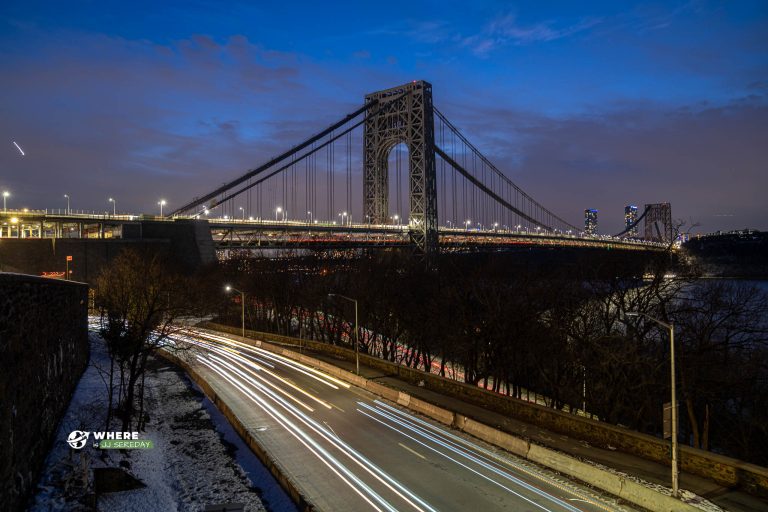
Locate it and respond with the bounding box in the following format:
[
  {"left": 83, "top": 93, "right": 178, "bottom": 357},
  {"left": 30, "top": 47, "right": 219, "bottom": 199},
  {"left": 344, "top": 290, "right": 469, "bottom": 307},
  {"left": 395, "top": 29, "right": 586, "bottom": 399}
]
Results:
[
  {"left": 204, "top": 322, "right": 768, "bottom": 497},
  {"left": 0, "top": 273, "right": 89, "bottom": 511}
]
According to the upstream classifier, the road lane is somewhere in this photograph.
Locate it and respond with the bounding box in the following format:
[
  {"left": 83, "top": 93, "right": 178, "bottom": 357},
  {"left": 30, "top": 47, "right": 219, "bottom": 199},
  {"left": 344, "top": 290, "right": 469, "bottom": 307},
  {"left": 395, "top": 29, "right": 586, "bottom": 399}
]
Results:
[{"left": 166, "top": 329, "right": 633, "bottom": 512}]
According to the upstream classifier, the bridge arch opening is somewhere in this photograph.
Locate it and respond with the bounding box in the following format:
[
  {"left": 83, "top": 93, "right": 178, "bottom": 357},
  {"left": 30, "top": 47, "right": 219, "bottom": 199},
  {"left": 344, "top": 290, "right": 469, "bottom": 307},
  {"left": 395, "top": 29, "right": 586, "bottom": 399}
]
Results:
[{"left": 383, "top": 142, "right": 409, "bottom": 226}]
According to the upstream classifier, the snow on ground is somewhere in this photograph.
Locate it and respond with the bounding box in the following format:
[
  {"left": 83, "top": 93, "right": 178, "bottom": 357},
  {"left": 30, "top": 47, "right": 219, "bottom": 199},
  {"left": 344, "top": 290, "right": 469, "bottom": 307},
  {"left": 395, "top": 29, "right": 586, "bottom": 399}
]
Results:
[{"left": 30, "top": 332, "right": 295, "bottom": 512}]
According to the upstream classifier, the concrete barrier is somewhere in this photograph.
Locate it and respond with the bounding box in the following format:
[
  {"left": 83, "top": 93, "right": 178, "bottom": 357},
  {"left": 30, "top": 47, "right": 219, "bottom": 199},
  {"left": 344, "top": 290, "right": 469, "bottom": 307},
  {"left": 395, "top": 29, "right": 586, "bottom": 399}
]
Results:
[{"left": 201, "top": 322, "right": 768, "bottom": 498}]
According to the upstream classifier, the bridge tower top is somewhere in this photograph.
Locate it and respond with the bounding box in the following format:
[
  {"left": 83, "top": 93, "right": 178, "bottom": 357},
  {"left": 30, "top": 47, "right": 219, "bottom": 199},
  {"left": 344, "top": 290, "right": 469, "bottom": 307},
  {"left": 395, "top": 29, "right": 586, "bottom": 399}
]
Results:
[{"left": 363, "top": 80, "right": 437, "bottom": 254}]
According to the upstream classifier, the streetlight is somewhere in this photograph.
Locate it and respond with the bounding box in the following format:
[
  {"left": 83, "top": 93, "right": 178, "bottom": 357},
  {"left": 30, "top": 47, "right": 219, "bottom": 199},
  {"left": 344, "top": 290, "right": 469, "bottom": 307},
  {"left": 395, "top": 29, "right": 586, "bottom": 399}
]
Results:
[
  {"left": 64, "top": 194, "right": 70, "bottom": 214},
  {"left": 626, "top": 311, "right": 679, "bottom": 498},
  {"left": 339, "top": 211, "right": 348, "bottom": 226},
  {"left": 275, "top": 206, "right": 282, "bottom": 221},
  {"left": 464, "top": 219, "right": 471, "bottom": 231},
  {"left": 3, "top": 191, "right": 9, "bottom": 212},
  {"left": 239, "top": 206, "right": 245, "bottom": 220},
  {"left": 158, "top": 199, "right": 166, "bottom": 217},
  {"left": 307, "top": 211, "right": 312, "bottom": 224},
  {"left": 393, "top": 214, "right": 399, "bottom": 227},
  {"left": 328, "top": 293, "right": 359, "bottom": 375},
  {"left": 108, "top": 197, "right": 116, "bottom": 216},
  {"left": 225, "top": 285, "right": 246, "bottom": 340}
]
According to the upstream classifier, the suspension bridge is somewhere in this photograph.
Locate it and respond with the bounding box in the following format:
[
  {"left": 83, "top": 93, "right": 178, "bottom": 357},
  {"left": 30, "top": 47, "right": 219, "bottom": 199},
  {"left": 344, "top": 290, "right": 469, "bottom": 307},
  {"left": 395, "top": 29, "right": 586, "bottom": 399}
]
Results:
[{"left": 1, "top": 81, "right": 665, "bottom": 255}]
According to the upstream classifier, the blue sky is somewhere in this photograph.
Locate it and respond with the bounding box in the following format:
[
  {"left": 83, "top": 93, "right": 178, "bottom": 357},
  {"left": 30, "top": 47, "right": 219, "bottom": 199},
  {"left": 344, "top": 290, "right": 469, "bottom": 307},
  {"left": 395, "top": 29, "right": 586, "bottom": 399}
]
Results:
[{"left": 1, "top": 1, "right": 766, "bottom": 232}]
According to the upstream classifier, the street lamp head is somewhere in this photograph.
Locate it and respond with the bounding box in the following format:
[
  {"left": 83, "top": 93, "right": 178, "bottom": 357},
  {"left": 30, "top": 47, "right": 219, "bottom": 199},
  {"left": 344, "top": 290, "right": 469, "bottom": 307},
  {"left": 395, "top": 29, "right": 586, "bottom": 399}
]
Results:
[
  {"left": 626, "top": 312, "right": 640, "bottom": 318},
  {"left": 225, "top": 285, "right": 232, "bottom": 292},
  {"left": 159, "top": 199, "right": 166, "bottom": 206},
  {"left": 276, "top": 206, "right": 282, "bottom": 212},
  {"left": 3, "top": 191, "right": 9, "bottom": 198}
]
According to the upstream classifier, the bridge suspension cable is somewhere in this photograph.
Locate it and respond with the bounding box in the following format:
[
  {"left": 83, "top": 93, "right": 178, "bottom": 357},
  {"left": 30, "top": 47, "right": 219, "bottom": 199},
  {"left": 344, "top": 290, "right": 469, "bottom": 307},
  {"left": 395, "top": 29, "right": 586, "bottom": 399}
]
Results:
[
  {"left": 171, "top": 99, "right": 381, "bottom": 217},
  {"left": 433, "top": 108, "right": 579, "bottom": 233}
]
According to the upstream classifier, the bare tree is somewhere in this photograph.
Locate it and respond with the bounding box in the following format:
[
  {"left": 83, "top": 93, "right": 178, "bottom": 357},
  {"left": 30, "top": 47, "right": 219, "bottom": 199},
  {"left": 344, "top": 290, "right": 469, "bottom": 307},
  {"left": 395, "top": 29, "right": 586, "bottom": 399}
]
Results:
[{"left": 95, "top": 248, "right": 201, "bottom": 432}]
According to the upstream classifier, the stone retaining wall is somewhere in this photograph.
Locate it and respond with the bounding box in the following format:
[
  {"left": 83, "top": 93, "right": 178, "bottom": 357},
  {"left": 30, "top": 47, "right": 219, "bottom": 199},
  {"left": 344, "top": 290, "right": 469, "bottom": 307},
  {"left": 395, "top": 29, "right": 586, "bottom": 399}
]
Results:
[
  {"left": 0, "top": 273, "right": 89, "bottom": 511},
  {"left": 203, "top": 322, "right": 768, "bottom": 498}
]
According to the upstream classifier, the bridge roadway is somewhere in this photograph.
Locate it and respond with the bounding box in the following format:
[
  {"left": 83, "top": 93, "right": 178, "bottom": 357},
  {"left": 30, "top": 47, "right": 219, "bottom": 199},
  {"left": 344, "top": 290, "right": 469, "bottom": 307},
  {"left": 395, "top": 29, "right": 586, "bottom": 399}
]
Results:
[
  {"left": 166, "top": 328, "right": 633, "bottom": 512},
  {"left": 0, "top": 209, "right": 663, "bottom": 251}
]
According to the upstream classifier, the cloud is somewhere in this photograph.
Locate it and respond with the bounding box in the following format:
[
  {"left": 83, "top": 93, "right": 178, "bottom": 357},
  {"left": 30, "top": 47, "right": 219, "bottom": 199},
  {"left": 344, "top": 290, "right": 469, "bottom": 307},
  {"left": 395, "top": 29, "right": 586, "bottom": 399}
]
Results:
[
  {"left": 0, "top": 30, "right": 340, "bottom": 213},
  {"left": 441, "top": 93, "right": 768, "bottom": 233},
  {"left": 462, "top": 14, "right": 602, "bottom": 56}
]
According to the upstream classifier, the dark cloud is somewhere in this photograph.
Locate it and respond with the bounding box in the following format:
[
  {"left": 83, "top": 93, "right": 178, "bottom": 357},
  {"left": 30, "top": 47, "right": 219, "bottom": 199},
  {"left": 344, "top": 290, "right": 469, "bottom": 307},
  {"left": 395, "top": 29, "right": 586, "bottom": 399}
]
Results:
[{"left": 443, "top": 93, "right": 768, "bottom": 233}]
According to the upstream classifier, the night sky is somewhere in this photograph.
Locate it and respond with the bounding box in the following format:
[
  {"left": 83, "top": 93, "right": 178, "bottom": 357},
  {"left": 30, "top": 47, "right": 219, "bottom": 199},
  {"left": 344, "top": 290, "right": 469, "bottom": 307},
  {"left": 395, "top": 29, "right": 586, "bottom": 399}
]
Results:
[{"left": 1, "top": 1, "right": 766, "bottom": 233}]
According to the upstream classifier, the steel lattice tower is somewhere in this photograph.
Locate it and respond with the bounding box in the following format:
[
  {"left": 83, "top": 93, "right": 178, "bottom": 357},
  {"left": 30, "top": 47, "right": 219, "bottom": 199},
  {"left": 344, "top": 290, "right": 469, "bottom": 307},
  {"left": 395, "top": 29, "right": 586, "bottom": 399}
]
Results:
[
  {"left": 363, "top": 81, "right": 438, "bottom": 254},
  {"left": 644, "top": 203, "right": 673, "bottom": 242}
]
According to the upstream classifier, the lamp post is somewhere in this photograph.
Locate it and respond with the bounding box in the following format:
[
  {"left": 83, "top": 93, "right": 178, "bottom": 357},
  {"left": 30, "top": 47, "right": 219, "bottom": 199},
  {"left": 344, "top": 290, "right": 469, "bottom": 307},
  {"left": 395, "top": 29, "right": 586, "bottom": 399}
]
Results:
[
  {"left": 239, "top": 206, "right": 245, "bottom": 220},
  {"left": 64, "top": 194, "right": 70, "bottom": 214},
  {"left": 225, "top": 285, "right": 246, "bottom": 340},
  {"left": 464, "top": 219, "right": 471, "bottom": 231},
  {"left": 307, "top": 211, "right": 312, "bottom": 224},
  {"left": 108, "top": 197, "right": 116, "bottom": 216},
  {"left": 627, "top": 311, "right": 679, "bottom": 498},
  {"left": 158, "top": 199, "right": 166, "bottom": 217},
  {"left": 328, "top": 293, "right": 359, "bottom": 375},
  {"left": 3, "top": 191, "right": 9, "bottom": 212},
  {"left": 276, "top": 207, "right": 282, "bottom": 221}
]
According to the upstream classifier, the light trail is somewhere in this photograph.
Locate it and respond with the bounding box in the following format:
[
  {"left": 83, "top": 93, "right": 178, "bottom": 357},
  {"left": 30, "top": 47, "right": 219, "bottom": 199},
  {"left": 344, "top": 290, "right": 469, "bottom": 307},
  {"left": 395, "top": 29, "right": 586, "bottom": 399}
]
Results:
[
  {"left": 187, "top": 329, "right": 350, "bottom": 389},
  {"left": 174, "top": 327, "right": 621, "bottom": 512},
  {"left": 357, "top": 402, "right": 584, "bottom": 512},
  {"left": 178, "top": 335, "right": 333, "bottom": 410},
  {"left": 12, "top": 141, "right": 25, "bottom": 156},
  {"left": 197, "top": 351, "right": 438, "bottom": 512},
  {"left": 198, "top": 356, "right": 401, "bottom": 512}
]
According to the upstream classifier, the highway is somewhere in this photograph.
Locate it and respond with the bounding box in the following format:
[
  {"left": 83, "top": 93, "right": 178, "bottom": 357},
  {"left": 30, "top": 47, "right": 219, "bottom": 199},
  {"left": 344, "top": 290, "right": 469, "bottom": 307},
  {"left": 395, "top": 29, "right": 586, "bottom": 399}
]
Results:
[{"left": 167, "top": 329, "right": 634, "bottom": 512}]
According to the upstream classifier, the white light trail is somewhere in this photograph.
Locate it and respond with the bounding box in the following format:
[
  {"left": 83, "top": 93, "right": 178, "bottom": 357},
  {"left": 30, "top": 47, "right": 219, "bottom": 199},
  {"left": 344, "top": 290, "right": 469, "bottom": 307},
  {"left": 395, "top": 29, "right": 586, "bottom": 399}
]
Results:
[
  {"left": 12, "top": 141, "right": 25, "bottom": 156},
  {"left": 197, "top": 357, "right": 396, "bottom": 512},
  {"left": 357, "top": 402, "right": 586, "bottom": 512},
  {"left": 195, "top": 343, "right": 437, "bottom": 512}
]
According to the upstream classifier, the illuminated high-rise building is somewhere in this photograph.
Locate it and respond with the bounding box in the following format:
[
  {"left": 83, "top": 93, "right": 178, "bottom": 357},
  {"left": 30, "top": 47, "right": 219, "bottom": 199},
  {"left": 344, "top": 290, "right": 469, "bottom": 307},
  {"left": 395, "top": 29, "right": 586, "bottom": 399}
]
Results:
[
  {"left": 584, "top": 209, "right": 598, "bottom": 235},
  {"left": 624, "top": 205, "right": 638, "bottom": 236}
]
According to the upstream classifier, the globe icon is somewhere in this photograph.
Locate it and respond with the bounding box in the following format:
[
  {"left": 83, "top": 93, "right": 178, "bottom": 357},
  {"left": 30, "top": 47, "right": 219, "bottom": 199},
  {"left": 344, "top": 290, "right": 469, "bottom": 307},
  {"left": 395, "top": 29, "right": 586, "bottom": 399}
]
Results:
[{"left": 66, "top": 430, "right": 89, "bottom": 449}]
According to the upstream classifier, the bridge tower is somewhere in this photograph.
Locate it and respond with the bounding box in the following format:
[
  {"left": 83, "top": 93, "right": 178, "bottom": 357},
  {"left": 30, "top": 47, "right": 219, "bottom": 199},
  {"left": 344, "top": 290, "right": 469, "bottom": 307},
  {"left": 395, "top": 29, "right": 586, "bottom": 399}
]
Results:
[
  {"left": 644, "top": 202, "right": 673, "bottom": 243},
  {"left": 363, "top": 80, "right": 438, "bottom": 254}
]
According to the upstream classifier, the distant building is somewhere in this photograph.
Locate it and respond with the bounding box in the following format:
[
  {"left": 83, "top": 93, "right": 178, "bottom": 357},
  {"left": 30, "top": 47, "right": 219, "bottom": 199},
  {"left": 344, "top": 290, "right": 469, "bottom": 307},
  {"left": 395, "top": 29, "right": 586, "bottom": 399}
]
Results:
[
  {"left": 584, "top": 209, "right": 598, "bottom": 235},
  {"left": 644, "top": 203, "right": 673, "bottom": 243},
  {"left": 624, "top": 205, "right": 638, "bottom": 236}
]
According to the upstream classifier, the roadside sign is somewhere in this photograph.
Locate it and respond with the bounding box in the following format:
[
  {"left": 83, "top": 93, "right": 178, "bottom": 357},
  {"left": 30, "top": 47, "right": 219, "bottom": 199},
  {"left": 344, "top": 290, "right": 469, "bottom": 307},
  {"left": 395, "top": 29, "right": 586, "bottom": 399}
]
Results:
[
  {"left": 66, "top": 255, "right": 73, "bottom": 261},
  {"left": 662, "top": 402, "right": 677, "bottom": 439}
]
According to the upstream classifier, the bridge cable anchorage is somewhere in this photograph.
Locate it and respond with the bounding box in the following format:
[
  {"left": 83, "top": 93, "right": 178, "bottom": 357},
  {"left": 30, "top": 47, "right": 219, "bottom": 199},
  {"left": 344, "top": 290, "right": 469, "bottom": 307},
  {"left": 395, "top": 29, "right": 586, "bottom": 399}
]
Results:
[
  {"left": 171, "top": 98, "right": 381, "bottom": 217},
  {"left": 433, "top": 108, "right": 579, "bottom": 233},
  {"left": 613, "top": 204, "right": 651, "bottom": 238},
  {"left": 194, "top": 92, "right": 411, "bottom": 218}
]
